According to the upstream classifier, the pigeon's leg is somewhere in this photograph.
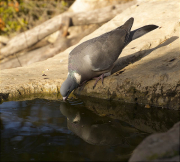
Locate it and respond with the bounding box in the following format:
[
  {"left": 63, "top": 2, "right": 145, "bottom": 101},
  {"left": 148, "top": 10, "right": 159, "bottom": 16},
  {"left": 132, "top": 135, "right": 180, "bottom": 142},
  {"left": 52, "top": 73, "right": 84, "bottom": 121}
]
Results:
[
  {"left": 93, "top": 73, "right": 104, "bottom": 89},
  {"left": 78, "top": 80, "right": 88, "bottom": 91},
  {"left": 79, "top": 80, "right": 88, "bottom": 87}
]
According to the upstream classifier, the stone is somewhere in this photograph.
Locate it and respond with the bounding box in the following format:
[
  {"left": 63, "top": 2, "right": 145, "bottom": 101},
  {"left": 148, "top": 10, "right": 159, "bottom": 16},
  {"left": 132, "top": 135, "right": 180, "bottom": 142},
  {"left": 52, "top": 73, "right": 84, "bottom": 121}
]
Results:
[
  {"left": 68, "top": 0, "right": 134, "bottom": 13},
  {"left": 0, "top": 1, "right": 179, "bottom": 160},
  {"left": 0, "top": 0, "right": 180, "bottom": 110},
  {"left": 129, "top": 122, "right": 180, "bottom": 161},
  {"left": 74, "top": 0, "right": 180, "bottom": 110}
]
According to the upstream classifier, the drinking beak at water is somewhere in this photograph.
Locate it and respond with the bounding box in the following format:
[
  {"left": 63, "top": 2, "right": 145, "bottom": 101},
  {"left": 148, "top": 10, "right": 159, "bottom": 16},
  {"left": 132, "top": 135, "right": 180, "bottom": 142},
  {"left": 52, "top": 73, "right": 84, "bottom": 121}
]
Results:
[{"left": 60, "top": 74, "right": 79, "bottom": 101}]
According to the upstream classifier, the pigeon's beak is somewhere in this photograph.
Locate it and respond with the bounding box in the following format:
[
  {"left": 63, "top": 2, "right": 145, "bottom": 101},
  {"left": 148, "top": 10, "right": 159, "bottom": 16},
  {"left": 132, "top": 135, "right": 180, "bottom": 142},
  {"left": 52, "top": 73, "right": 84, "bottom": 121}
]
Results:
[{"left": 63, "top": 96, "right": 68, "bottom": 101}]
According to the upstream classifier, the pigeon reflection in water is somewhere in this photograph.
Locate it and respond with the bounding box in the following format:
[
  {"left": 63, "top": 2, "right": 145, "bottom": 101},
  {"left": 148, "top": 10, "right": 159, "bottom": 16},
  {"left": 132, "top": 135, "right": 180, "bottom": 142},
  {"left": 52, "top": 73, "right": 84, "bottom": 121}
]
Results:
[{"left": 60, "top": 102, "right": 146, "bottom": 146}]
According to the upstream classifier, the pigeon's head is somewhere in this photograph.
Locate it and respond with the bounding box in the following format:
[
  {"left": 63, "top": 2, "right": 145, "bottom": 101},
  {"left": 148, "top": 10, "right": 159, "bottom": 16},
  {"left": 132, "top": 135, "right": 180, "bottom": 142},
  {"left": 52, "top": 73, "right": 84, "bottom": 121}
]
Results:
[{"left": 60, "top": 73, "right": 80, "bottom": 100}]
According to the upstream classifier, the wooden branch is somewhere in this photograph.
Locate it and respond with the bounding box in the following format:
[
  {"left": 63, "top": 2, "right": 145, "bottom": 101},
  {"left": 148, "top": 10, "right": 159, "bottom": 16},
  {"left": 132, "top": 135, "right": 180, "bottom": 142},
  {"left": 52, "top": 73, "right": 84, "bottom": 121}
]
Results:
[
  {"left": 0, "top": 24, "right": 100, "bottom": 69},
  {"left": 71, "top": 5, "right": 121, "bottom": 26},
  {"left": 0, "top": 2, "right": 134, "bottom": 59},
  {"left": 0, "top": 15, "right": 70, "bottom": 59}
]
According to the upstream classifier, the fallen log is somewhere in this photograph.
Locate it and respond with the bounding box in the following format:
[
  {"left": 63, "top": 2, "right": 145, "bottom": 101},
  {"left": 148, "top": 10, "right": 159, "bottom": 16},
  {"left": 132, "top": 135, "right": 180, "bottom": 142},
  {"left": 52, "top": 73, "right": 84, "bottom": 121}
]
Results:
[
  {"left": 0, "top": 24, "right": 101, "bottom": 69},
  {"left": 0, "top": 2, "right": 135, "bottom": 59}
]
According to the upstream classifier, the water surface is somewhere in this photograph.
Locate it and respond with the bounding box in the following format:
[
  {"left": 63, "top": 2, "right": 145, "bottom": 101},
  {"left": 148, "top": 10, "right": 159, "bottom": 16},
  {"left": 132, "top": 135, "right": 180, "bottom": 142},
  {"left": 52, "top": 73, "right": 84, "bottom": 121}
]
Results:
[{"left": 0, "top": 98, "right": 179, "bottom": 161}]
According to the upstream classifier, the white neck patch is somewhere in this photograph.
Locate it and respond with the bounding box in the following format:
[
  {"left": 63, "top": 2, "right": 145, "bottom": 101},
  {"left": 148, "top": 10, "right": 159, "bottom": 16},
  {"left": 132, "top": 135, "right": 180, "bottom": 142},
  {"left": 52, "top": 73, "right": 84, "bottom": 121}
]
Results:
[{"left": 73, "top": 72, "right": 81, "bottom": 84}]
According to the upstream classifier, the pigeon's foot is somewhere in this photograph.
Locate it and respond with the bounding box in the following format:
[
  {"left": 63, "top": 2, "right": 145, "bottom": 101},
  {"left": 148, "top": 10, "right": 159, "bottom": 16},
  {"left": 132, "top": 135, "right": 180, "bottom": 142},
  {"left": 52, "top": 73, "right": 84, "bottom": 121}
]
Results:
[{"left": 93, "top": 73, "right": 104, "bottom": 89}]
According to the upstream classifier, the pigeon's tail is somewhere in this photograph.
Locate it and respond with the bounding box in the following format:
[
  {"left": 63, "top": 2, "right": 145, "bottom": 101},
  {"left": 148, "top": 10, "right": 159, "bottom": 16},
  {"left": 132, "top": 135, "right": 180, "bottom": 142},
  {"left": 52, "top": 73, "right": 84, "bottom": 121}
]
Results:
[{"left": 126, "top": 25, "right": 159, "bottom": 45}]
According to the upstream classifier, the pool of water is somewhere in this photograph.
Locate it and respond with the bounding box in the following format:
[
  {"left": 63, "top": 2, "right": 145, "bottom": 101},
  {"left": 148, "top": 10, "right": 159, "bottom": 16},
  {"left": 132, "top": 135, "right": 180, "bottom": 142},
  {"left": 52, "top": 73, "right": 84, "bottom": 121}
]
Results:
[{"left": 0, "top": 98, "right": 179, "bottom": 161}]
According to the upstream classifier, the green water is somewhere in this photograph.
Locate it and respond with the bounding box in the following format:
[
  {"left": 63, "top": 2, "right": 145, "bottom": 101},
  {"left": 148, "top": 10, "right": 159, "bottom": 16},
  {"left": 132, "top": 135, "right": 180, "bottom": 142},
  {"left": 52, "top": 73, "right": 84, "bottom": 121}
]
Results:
[{"left": 0, "top": 98, "right": 179, "bottom": 161}]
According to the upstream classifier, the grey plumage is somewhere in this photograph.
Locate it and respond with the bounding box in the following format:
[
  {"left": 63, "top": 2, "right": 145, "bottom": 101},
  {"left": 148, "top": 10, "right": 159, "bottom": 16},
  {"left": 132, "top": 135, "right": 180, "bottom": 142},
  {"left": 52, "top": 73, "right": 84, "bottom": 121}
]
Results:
[{"left": 60, "top": 17, "right": 158, "bottom": 100}]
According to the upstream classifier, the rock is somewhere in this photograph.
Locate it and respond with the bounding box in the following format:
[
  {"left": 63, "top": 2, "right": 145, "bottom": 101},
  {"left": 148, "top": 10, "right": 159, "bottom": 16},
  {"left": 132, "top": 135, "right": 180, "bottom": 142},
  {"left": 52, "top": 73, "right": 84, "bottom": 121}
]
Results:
[
  {"left": 129, "top": 122, "right": 180, "bottom": 161},
  {"left": 69, "top": 0, "right": 134, "bottom": 13},
  {"left": 0, "top": 0, "right": 180, "bottom": 110},
  {"left": 74, "top": 0, "right": 180, "bottom": 110}
]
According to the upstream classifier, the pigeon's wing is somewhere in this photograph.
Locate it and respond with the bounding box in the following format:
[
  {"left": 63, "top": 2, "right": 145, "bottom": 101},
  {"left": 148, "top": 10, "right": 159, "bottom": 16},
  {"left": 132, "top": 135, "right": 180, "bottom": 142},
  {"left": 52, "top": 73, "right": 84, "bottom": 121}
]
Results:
[
  {"left": 85, "top": 29, "right": 128, "bottom": 71},
  {"left": 87, "top": 18, "right": 134, "bottom": 71},
  {"left": 69, "top": 18, "right": 134, "bottom": 72}
]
